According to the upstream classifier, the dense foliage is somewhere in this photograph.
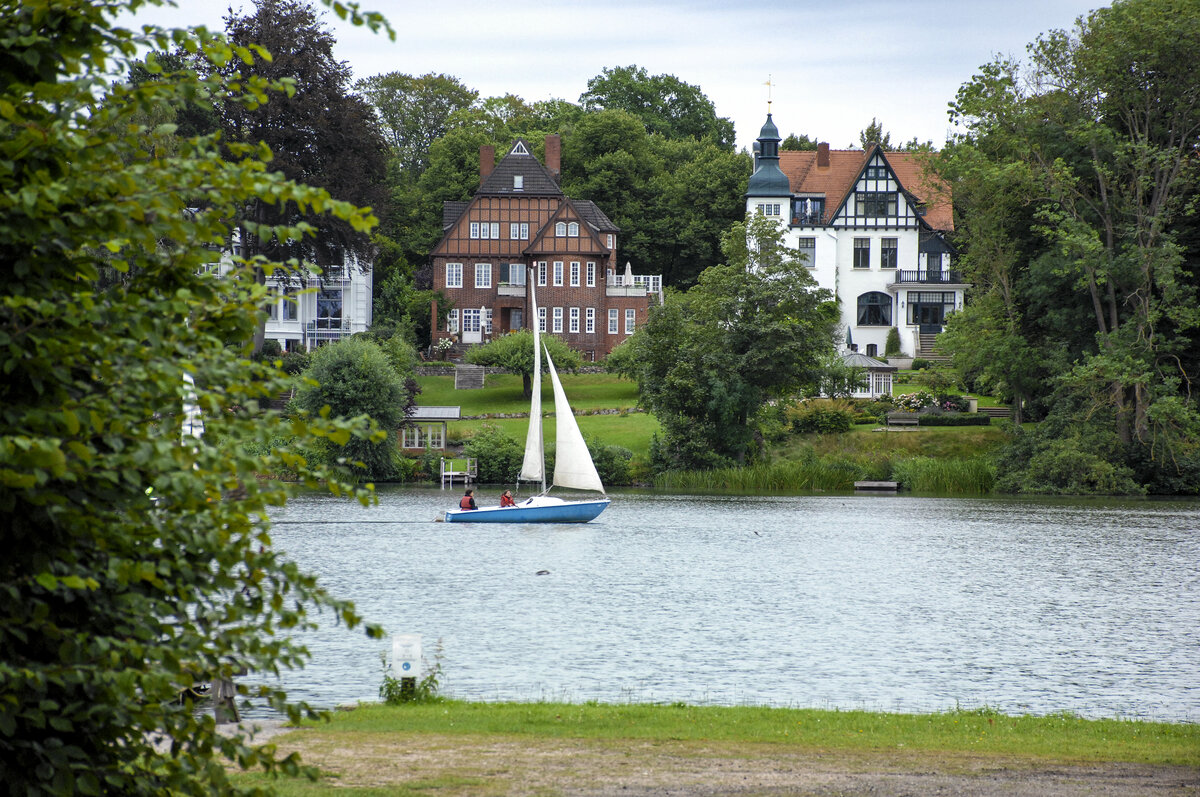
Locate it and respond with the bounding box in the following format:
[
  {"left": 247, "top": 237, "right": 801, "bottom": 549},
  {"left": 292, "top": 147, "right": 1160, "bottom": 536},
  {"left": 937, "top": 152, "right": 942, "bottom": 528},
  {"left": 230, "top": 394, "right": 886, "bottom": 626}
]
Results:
[
  {"left": 293, "top": 336, "right": 418, "bottom": 481},
  {"left": 617, "top": 215, "right": 839, "bottom": 470},
  {"left": 939, "top": 0, "right": 1200, "bottom": 494},
  {"left": 0, "top": 1, "right": 391, "bottom": 793}
]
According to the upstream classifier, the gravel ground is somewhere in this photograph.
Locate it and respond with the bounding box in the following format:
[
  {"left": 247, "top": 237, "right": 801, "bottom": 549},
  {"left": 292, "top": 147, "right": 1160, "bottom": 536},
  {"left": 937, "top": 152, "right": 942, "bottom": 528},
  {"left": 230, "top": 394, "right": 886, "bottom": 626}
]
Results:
[{"left": 263, "top": 728, "right": 1200, "bottom": 796}]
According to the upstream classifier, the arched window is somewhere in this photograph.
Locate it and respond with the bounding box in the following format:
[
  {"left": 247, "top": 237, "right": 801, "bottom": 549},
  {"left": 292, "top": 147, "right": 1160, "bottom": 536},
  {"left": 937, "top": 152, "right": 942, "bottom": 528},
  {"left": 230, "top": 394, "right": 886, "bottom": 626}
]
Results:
[
  {"left": 857, "top": 292, "right": 892, "bottom": 326},
  {"left": 567, "top": 221, "right": 579, "bottom": 237},
  {"left": 555, "top": 222, "right": 567, "bottom": 236}
]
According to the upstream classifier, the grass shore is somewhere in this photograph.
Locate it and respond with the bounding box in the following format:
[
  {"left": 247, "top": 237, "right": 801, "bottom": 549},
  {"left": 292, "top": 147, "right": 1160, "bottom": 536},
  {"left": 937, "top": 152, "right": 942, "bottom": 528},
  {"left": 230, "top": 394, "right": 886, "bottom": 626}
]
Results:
[{"left": 233, "top": 701, "right": 1199, "bottom": 795}]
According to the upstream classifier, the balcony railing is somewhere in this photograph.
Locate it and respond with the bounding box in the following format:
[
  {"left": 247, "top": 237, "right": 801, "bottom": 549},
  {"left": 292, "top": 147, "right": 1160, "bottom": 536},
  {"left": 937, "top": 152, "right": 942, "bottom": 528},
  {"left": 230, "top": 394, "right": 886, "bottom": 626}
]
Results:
[
  {"left": 497, "top": 282, "right": 526, "bottom": 297},
  {"left": 894, "top": 269, "right": 965, "bottom": 285},
  {"left": 606, "top": 274, "right": 662, "bottom": 294},
  {"left": 791, "top": 211, "right": 823, "bottom": 226}
]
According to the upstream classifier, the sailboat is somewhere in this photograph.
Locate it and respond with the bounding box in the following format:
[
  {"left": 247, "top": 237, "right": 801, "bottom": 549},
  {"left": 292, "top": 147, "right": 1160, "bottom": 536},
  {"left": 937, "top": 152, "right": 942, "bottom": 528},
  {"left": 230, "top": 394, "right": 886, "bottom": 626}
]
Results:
[{"left": 444, "top": 271, "right": 611, "bottom": 524}]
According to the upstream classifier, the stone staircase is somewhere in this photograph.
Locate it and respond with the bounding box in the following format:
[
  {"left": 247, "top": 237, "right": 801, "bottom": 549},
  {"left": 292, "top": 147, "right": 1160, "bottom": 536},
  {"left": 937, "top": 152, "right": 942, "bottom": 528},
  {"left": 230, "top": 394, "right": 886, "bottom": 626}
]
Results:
[
  {"left": 916, "top": 332, "right": 951, "bottom": 363},
  {"left": 977, "top": 406, "right": 1012, "bottom": 419},
  {"left": 453, "top": 363, "right": 486, "bottom": 390}
]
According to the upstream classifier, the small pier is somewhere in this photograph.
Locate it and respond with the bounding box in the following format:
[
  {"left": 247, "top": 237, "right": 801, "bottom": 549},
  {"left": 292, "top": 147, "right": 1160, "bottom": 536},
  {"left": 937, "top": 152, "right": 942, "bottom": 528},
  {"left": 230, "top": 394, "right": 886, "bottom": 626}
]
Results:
[
  {"left": 854, "top": 480, "right": 899, "bottom": 493},
  {"left": 440, "top": 457, "right": 477, "bottom": 488}
]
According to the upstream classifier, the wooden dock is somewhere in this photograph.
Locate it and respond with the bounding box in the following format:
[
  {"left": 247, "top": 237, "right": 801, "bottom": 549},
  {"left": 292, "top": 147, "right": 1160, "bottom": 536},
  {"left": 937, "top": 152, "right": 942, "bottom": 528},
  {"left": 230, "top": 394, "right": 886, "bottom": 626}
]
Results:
[{"left": 854, "top": 480, "right": 899, "bottom": 493}]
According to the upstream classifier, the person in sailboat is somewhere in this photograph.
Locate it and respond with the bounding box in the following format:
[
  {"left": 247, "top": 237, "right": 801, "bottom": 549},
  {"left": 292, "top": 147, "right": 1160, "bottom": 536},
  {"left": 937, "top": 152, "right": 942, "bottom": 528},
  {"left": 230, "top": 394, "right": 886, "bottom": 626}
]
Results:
[
  {"left": 500, "top": 490, "right": 516, "bottom": 508},
  {"left": 459, "top": 489, "right": 477, "bottom": 510}
]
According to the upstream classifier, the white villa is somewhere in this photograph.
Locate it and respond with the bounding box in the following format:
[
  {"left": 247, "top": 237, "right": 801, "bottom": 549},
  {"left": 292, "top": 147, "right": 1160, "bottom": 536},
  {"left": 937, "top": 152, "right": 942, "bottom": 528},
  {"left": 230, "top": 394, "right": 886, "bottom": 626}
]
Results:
[{"left": 745, "top": 113, "right": 965, "bottom": 361}]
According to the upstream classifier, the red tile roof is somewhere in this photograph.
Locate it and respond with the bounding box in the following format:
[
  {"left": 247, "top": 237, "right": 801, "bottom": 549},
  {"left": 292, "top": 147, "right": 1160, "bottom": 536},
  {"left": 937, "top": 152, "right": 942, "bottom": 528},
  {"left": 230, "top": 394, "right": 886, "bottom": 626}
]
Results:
[{"left": 778, "top": 147, "right": 953, "bottom": 231}]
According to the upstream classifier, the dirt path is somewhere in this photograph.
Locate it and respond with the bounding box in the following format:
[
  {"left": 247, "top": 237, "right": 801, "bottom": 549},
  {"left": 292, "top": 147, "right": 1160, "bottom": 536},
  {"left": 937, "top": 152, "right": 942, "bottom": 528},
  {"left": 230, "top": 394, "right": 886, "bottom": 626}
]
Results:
[{"left": 269, "top": 728, "right": 1200, "bottom": 796}]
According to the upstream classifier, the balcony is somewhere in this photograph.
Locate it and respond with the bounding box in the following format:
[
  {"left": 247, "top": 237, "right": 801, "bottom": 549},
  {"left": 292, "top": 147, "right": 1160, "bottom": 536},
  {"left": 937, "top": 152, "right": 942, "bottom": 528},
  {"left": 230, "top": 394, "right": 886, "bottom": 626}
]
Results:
[
  {"left": 497, "top": 282, "right": 526, "bottom": 297},
  {"left": 606, "top": 273, "right": 662, "bottom": 297},
  {"left": 791, "top": 210, "right": 823, "bottom": 226},
  {"left": 893, "top": 269, "right": 966, "bottom": 285}
]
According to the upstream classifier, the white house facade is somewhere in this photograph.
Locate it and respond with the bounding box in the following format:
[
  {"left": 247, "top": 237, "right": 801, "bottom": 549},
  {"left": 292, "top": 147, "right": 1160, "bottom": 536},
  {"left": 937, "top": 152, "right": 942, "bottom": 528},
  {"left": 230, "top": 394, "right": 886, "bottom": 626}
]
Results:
[
  {"left": 261, "top": 255, "right": 373, "bottom": 352},
  {"left": 745, "top": 114, "right": 964, "bottom": 360}
]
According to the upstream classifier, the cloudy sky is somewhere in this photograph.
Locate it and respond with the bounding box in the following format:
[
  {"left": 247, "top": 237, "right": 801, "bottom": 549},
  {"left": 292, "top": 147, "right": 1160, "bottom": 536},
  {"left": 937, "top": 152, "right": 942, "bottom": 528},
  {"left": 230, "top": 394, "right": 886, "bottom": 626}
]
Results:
[{"left": 117, "top": 0, "right": 1105, "bottom": 151}]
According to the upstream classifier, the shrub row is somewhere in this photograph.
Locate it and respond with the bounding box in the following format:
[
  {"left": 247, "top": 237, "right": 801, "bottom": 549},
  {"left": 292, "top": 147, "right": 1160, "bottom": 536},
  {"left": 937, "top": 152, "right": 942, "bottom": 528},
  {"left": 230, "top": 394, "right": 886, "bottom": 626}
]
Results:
[{"left": 918, "top": 414, "right": 992, "bottom": 427}]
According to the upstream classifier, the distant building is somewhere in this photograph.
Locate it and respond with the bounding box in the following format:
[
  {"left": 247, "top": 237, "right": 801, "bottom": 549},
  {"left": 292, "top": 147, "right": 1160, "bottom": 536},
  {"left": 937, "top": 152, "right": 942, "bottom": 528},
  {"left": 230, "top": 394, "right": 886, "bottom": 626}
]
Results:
[
  {"left": 745, "top": 114, "right": 964, "bottom": 360},
  {"left": 430, "top": 136, "right": 660, "bottom": 360}
]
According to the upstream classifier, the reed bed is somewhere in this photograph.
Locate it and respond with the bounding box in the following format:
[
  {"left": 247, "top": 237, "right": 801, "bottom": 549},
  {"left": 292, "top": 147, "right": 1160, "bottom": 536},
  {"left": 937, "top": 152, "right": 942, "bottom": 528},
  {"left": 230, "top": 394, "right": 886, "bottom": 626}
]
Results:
[{"left": 891, "top": 455, "right": 996, "bottom": 494}]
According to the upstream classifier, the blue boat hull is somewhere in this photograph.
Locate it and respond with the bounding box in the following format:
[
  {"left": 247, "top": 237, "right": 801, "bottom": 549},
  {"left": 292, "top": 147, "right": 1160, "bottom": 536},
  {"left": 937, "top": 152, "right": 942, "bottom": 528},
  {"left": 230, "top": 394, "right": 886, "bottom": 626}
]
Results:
[{"left": 444, "top": 498, "right": 610, "bottom": 524}]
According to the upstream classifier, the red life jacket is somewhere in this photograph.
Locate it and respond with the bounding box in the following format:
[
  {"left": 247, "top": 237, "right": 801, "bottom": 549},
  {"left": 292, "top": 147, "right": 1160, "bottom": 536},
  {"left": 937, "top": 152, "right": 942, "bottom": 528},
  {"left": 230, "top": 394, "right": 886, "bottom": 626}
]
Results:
[{"left": 459, "top": 495, "right": 475, "bottom": 510}]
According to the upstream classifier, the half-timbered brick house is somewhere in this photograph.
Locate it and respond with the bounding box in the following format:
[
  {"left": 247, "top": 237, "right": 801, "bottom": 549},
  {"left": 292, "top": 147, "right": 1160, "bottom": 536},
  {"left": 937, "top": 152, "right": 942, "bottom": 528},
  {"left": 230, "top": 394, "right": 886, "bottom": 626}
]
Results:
[{"left": 431, "top": 136, "right": 660, "bottom": 360}]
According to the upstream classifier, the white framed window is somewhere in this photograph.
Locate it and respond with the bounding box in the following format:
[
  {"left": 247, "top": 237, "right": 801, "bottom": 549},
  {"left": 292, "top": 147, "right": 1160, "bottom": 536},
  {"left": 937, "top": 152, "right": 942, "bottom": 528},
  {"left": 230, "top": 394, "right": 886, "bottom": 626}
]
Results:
[
  {"left": 266, "top": 286, "right": 278, "bottom": 320},
  {"left": 506, "top": 263, "right": 526, "bottom": 285},
  {"left": 608, "top": 308, "right": 619, "bottom": 334},
  {"left": 462, "top": 309, "right": 481, "bottom": 334},
  {"left": 446, "top": 262, "right": 463, "bottom": 288},
  {"left": 881, "top": 237, "right": 898, "bottom": 269},
  {"left": 607, "top": 234, "right": 615, "bottom": 249},
  {"left": 553, "top": 261, "right": 564, "bottom": 286},
  {"left": 625, "top": 308, "right": 636, "bottom": 334},
  {"left": 520, "top": 222, "right": 529, "bottom": 239},
  {"left": 585, "top": 307, "right": 595, "bottom": 333},
  {"left": 569, "top": 307, "right": 580, "bottom": 333},
  {"left": 484, "top": 308, "right": 493, "bottom": 334},
  {"left": 538, "top": 307, "right": 547, "bottom": 332},
  {"left": 475, "top": 263, "right": 491, "bottom": 288},
  {"left": 282, "top": 287, "right": 298, "bottom": 320},
  {"left": 854, "top": 238, "right": 870, "bottom": 269},
  {"left": 552, "top": 307, "right": 563, "bottom": 333},
  {"left": 555, "top": 221, "right": 567, "bottom": 236},
  {"left": 758, "top": 203, "right": 782, "bottom": 216},
  {"left": 570, "top": 261, "right": 580, "bottom": 287},
  {"left": 469, "top": 222, "right": 480, "bottom": 239},
  {"left": 513, "top": 175, "right": 523, "bottom": 190},
  {"left": 536, "top": 261, "right": 547, "bottom": 286},
  {"left": 586, "top": 262, "right": 596, "bottom": 287},
  {"left": 490, "top": 222, "right": 500, "bottom": 239},
  {"left": 797, "top": 238, "right": 816, "bottom": 267},
  {"left": 402, "top": 427, "right": 422, "bottom": 448},
  {"left": 567, "top": 221, "right": 579, "bottom": 237},
  {"left": 447, "top": 308, "right": 459, "bottom": 333},
  {"left": 509, "top": 222, "right": 519, "bottom": 239}
]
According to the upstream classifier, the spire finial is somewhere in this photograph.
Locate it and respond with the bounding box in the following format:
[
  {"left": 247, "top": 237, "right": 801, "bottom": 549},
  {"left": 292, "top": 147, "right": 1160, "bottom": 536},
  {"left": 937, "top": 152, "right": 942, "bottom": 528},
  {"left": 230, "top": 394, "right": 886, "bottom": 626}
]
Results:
[{"left": 764, "top": 74, "right": 774, "bottom": 112}]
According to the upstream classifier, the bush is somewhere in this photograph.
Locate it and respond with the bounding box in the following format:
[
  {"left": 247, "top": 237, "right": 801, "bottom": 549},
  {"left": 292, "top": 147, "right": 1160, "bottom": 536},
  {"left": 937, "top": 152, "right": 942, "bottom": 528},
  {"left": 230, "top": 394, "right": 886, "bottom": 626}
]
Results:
[
  {"left": 787, "top": 399, "right": 856, "bottom": 434},
  {"left": 917, "top": 413, "right": 992, "bottom": 426},
  {"left": 911, "top": 358, "right": 930, "bottom": 370},
  {"left": 462, "top": 424, "right": 525, "bottom": 483},
  {"left": 893, "top": 391, "right": 935, "bottom": 411},
  {"left": 281, "top": 349, "right": 311, "bottom": 375},
  {"left": 587, "top": 438, "right": 634, "bottom": 485},
  {"left": 885, "top": 327, "right": 902, "bottom": 357}
]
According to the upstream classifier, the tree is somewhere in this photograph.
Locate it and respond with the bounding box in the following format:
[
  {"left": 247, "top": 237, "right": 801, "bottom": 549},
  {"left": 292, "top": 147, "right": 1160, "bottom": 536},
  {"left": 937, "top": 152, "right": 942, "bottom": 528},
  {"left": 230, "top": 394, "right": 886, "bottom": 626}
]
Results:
[
  {"left": 580, "top": 65, "right": 735, "bottom": 148},
  {"left": 213, "top": 0, "right": 390, "bottom": 288},
  {"left": 294, "top": 336, "right": 417, "bottom": 480},
  {"left": 619, "top": 214, "right": 838, "bottom": 468},
  {"left": 355, "top": 71, "right": 477, "bottom": 174},
  {"left": 465, "top": 330, "right": 584, "bottom": 397},
  {"left": 942, "top": 0, "right": 1200, "bottom": 492},
  {"left": 857, "top": 117, "right": 893, "bottom": 150},
  {"left": 1, "top": 0, "right": 392, "bottom": 793},
  {"left": 781, "top": 133, "right": 820, "bottom": 151}
]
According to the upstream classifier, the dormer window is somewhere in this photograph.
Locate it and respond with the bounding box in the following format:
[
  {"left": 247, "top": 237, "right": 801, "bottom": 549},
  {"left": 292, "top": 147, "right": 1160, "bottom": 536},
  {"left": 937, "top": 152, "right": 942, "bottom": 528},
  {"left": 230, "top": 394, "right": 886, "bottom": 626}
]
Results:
[
  {"left": 555, "top": 222, "right": 567, "bottom": 236},
  {"left": 865, "top": 165, "right": 888, "bottom": 181},
  {"left": 567, "top": 222, "right": 579, "bottom": 237},
  {"left": 513, "top": 175, "right": 523, "bottom": 190}
]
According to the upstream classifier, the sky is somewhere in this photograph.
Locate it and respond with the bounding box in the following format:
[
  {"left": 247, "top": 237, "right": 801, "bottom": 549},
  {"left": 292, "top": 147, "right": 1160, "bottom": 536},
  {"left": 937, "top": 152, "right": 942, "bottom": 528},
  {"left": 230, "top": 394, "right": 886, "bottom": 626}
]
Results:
[{"left": 116, "top": 0, "right": 1107, "bottom": 151}]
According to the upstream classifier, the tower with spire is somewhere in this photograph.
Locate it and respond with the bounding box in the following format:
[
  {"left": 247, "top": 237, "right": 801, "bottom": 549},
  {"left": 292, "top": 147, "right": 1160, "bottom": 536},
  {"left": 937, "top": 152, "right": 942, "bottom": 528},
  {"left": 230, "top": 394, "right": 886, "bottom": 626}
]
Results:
[{"left": 746, "top": 111, "right": 792, "bottom": 211}]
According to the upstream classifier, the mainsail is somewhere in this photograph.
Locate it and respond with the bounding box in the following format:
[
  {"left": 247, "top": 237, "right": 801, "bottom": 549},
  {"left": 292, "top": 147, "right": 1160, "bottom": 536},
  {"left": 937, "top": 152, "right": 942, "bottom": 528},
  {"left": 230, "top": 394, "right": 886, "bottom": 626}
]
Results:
[
  {"left": 518, "top": 269, "right": 544, "bottom": 486},
  {"left": 545, "top": 348, "right": 606, "bottom": 494}
]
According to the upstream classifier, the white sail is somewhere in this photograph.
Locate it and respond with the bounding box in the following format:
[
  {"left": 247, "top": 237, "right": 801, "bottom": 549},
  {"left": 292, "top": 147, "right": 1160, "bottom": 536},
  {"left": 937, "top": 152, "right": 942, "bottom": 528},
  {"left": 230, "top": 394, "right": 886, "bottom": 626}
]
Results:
[
  {"left": 518, "top": 270, "right": 544, "bottom": 485},
  {"left": 545, "top": 347, "right": 606, "bottom": 494}
]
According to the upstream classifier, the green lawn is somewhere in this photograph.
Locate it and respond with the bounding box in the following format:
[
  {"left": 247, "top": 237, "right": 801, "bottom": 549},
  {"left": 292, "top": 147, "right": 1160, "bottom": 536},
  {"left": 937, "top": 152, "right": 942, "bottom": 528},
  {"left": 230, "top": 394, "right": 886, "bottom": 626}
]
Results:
[
  {"left": 416, "top": 373, "right": 640, "bottom": 415},
  {"left": 448, "top": 412, "right": 660, "bottom": 455}
]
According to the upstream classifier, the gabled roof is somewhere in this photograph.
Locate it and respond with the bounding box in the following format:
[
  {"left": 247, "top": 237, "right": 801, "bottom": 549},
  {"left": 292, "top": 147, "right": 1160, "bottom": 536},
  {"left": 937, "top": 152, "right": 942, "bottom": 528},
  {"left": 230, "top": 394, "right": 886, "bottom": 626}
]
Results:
[
  {"left": 524, "top": 199, "right": 609, "bottom": 256},
  {"left": 778, "top": 148, "right": 953, "bottom": 231},
  {"left": 478, "top": 139, "right": 563, "bottom": 196},
  {"left": 442, "top": 201, "right": 469, "bottom": 231},
  {"left": 842, "top": 352, "right": 897, "bottom": 372},
  {"left": 573, "top": 199, "right": 619, "bottom": 233}
]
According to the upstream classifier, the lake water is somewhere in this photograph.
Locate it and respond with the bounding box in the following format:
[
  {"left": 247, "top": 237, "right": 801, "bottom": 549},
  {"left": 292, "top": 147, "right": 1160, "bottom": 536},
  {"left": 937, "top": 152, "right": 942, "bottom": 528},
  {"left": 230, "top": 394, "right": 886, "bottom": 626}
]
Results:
[{"left": 262, "top": 486, "right": 1200, "bottom": 722}]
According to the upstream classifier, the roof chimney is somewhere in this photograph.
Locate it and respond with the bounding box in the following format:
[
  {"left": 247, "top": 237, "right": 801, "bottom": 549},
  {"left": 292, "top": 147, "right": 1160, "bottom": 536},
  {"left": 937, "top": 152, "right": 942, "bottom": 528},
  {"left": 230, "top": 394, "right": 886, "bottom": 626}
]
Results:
[
  {"left": 544, "top": 134, "right": 561, "bottom": 182},
  {"left": 817, "top": 142, "right": 830, "bottom": 168},
  {"left": 480, "top": 145, "right": 495, "bottom": 179}
]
